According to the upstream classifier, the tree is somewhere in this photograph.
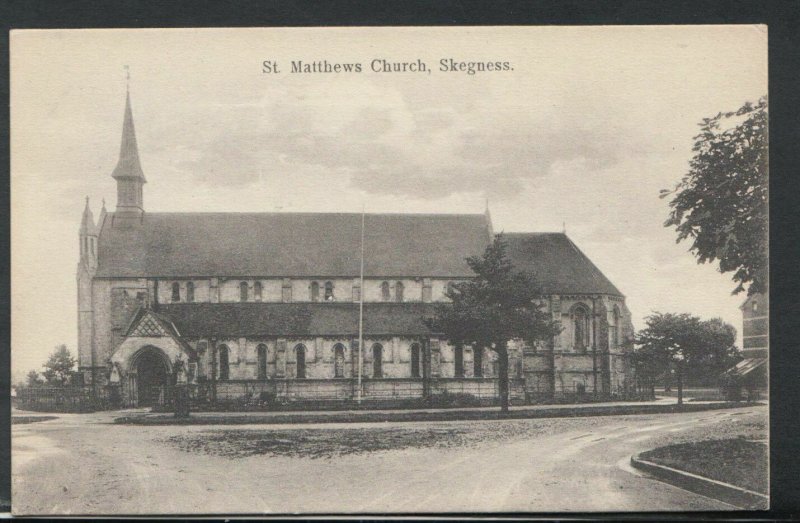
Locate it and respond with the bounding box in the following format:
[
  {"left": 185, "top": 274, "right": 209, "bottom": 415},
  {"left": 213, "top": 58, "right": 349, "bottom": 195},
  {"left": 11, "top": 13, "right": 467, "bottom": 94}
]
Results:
[
  {"left": 662, "top": 97, "right": 768, "bottom": 295},
  {"left": 42, "top": 344, "right": 76, "bottom": 386},
  {"left": 635, "top": 313, "right": 739, "bottom": 405},
  {"left": 425, "top": 234, "right": 561, "bottom": 413},
  {"left": 25, "top": 370, "right": 44, "bottom": 388}
]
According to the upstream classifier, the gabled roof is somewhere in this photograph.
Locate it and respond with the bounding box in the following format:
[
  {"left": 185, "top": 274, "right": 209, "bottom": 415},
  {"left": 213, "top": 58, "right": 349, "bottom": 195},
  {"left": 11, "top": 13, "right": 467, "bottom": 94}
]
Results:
[
  {"left": 97, "top": 212, "right": 492, "bottom": 278},
  {"left": 157, "top": 302, "right": 439, "bottom": 338},
  {"left": 503, "top": 233, "right": 623, "bottom": 296}
]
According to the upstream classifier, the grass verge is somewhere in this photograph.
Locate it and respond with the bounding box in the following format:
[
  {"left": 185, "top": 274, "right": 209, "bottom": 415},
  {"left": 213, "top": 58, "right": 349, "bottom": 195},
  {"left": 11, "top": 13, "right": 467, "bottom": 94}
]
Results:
[
  {"left": 639, "top": 438, "right": 767, "bottom": 495},
  {"left": 115, "top": 401, "right": 761, "bottom": 426}
]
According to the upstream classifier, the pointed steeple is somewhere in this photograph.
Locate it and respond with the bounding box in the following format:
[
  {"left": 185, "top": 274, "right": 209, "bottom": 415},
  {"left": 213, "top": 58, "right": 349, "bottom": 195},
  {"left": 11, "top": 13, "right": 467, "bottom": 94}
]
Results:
[
  {"left": 97, "top": 198, "right": 108, "bottom": 229},
  {"left": 484, "top": 196, "right": 494, "bottom": 239},
  {"left": 112, "top": 72, "right": 146, "bottom": 218},
  {"left": 80, "top": 196, "right": 96, "bottom": 234},
  {"left": 111, "top": 89, "right": 146, "bottom": 182}
]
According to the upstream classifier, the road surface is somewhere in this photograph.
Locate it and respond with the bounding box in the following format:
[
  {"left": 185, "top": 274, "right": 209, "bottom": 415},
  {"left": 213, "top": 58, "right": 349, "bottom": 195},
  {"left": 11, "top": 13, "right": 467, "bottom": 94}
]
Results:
[{"left": 12, "top": 405, "right": 766, "bottom": 515}]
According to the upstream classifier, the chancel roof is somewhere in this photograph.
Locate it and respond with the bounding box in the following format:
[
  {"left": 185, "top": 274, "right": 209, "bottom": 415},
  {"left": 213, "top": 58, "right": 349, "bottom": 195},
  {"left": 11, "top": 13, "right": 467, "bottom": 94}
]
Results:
[
  {"left": 502, "top": 233, "right": 623, "bottom": 296},
  {"left": 97, "top": 212, "right": 492, "bottom": 278}
]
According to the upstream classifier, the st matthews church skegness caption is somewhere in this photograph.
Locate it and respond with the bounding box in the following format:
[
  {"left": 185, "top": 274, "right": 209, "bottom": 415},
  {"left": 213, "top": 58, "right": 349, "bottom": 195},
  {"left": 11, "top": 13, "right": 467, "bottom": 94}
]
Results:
[{"left": 262, "top": 58, "right": 514, "bottom": 75}]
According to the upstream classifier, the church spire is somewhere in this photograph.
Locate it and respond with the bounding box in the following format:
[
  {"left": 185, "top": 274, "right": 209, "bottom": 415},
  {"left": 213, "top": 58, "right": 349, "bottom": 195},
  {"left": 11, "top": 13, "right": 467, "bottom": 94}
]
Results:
[
  {"left": 112, "top": 69, "right": 146, "bottom": 217},
  {"left": 111, "top": 87, "right": 146, "bottom": 182}
]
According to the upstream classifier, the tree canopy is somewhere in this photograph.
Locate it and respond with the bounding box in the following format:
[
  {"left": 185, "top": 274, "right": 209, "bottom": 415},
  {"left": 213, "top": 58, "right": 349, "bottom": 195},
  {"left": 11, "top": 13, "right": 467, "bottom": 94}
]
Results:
[
  {"left": 42, "top": 344, "right": 76, "bottom": 386},
  {"left": 662, "top": 97, "right": 768, "bottom": 295},
  {"left": 635, "top": 313, "right": 739, "bottom": 400},
  {"left": 425, "top": 234, "right": 561, "bottom": 411}
]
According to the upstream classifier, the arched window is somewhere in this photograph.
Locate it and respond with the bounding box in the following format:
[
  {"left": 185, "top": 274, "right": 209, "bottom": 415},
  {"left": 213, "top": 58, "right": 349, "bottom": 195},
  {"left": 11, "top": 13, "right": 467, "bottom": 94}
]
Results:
[
  {"left": 257, "top": 344, "right": 267, "bottom": 379},
  {"left": 454, "top": 344, "right": 464, "bottom": 377},
  {"left": 372, "top": 344, "right": 383, "bottom": 378},
  {"left": 311, "top": 281, "right": 320, "bottom": 302},
  {"left": 333, "top": 343, "right": 346, "bottom": 378},
  {"left": 410, "top": 343, "right": 421, "bottom": 378},
  {"left": 239, "top": 281, "right": 249, "bottom": 302},
  {"left": 572, "top": 304, "right": 590, "bottom": 352},
  {"left": 295, "top": 344, "right": 306, "bottom": 379},
  {"left": 186, "top": 281, "right": 195, "bottom": 303},
  {"left": 395, "top": 281, "right": 404, "bottom": 302},
  {"left": 254, "top": 281, "right": 263, "bottom": 302},
  {"left": 752, "top": 300, "right": 759, "bottom": 312},
  {"left": 324, "top": 281, "right": 334, "bottom": 301},
  {"left": 474, "top": 346, "right": 483, "bottom": 378},
  {"left": 611, "top": 306, "right": 620, "bottom": 349},
  {"left": 381, "top": 281, "right": 391, "bottom": 301},
  {"left": 218, "top": 345, "right": 230, "bottom": 381},
  {"left": 171, "top": 282, "right": 180, "bottom": 302}
]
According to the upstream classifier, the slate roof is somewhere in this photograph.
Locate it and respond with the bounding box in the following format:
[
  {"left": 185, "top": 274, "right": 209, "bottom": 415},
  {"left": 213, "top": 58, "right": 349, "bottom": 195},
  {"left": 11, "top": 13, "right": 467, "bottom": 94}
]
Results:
[
  {"left": 96, "top": 212, "right": 492, "bottom": 278},
  {"left": 157, "top": 302, "right": 439, "bottom": 338},
  {"left": 502, "top": 233, "right": 623, "bottom": 296}
]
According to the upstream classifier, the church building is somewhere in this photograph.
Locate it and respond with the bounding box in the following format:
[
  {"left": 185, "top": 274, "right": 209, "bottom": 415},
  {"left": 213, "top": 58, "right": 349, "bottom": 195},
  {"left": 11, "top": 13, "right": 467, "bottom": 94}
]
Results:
[{"left": 77, "top": 90, "right": 636, "bottom": 407}]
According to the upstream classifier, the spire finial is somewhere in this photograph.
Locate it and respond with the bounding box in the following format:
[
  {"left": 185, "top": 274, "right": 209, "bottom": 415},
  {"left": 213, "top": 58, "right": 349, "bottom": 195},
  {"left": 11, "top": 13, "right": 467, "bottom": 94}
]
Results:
[
  {"left": 124, "top": 65, "right": 130, "bottom": 92},
  {"left": 85, "top": 195, "right": 89, "bottom": 207}
]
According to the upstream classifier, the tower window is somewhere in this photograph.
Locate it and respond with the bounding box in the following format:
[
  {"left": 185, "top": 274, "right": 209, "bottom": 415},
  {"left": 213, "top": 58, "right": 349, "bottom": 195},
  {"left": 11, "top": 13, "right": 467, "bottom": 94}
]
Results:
[
  {"left": 171, "top": 282, "right": 180, "bottom": 302},
  {"left": 254, "top": 281, "right": 263, "bottom": 302},
  {"left": 381, "top": 281, "right": 391, "bottom": 301},
  {"left": 186, "top": 281, "right": 195, "bottom": 303},
  {"left": 311, "top": 281, "right": 320, "bottom": 302},
  {"left": 395, "top": 281, "right": 404, "bottom": 302},
  {"left": 240, "top": 281, "right": 248, "bottom": 302},
  {"left": 324, "top": 281, "right": 334, "bottom": 301}
]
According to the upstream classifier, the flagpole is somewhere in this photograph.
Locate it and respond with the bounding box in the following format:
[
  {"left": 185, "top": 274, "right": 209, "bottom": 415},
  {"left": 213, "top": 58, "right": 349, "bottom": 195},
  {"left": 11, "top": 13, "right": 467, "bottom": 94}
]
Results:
[{"left": 357, "top": 205, "right": 365, "bottom": 404}]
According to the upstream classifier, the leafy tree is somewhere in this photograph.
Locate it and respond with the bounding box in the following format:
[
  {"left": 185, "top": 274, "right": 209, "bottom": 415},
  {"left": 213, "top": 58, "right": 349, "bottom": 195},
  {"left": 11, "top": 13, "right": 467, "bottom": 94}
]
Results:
[
  {"left": 425, "top": 234, "right": 561, "bottom": 413},
  {"left": 42, "top": 344, "right": 76, "bottom": 386},
  {"left": 662, "top": 97, "right": 768, "bottom": 295},
  {"left": 25, "top": 369, "right": 44, "bottom": 388},
  {"left": 635, "top": 313, "right": 739, "bottom": 405}
]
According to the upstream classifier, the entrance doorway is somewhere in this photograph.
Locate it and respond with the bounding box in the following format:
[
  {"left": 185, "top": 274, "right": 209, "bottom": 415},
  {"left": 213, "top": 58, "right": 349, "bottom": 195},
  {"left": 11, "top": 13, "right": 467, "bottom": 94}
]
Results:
[{"left": 133, "top": 347, "right": 170, "bottom": 407}]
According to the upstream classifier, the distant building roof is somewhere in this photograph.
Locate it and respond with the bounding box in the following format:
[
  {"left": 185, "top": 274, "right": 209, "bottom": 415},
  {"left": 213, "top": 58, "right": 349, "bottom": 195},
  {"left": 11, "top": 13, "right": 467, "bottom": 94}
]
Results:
[
  {"left": 157, "top": 302, "right": 439, "bottom": 338},
  {"left": 503, "top": 233, "right": 623, "bottom": 296},
  {"left": 97, "top": 212, "right": 492, "bottom": 278}
]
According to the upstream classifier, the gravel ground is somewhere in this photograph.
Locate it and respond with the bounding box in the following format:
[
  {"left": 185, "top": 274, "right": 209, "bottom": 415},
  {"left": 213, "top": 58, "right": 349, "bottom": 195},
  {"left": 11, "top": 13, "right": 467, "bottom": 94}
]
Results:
[
  {"left": 12, "top": 405, "right": 768, "bottom": 515},
  {"left": 165, "top": 410, "right": 768, "bottom": 461}
]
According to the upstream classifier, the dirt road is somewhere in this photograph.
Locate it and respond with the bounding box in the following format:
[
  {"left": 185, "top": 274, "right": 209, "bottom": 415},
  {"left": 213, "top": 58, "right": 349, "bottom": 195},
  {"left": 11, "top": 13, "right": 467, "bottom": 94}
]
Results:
[{"left": 12, "top": 405, "right": 766, "bottom": 515}]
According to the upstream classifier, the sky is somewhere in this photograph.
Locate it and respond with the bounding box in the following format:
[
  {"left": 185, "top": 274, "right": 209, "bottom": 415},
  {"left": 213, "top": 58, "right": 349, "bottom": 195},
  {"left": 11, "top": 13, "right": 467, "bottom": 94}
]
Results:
[{"left": 10, "top": 26, "right": 768, "bottom": 381}]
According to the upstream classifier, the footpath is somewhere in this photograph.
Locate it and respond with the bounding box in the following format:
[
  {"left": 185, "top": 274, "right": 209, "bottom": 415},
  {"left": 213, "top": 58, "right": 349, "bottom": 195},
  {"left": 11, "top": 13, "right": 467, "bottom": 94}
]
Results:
[{"left": 113, "top": 397, "right": 763, "bottom": 426}]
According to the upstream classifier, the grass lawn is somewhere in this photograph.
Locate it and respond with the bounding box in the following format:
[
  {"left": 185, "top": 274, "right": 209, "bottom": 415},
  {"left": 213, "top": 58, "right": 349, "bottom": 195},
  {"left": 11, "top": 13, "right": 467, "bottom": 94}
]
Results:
[{"left": 639, "top": 438, "right": 768, "bottom": 494}]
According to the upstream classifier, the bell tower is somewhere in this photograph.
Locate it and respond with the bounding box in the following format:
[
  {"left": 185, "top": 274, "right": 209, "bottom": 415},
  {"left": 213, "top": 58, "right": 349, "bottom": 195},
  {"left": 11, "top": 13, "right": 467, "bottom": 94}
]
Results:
[{"left": 112, "top": 77, "right": 146, "bottom": 219}]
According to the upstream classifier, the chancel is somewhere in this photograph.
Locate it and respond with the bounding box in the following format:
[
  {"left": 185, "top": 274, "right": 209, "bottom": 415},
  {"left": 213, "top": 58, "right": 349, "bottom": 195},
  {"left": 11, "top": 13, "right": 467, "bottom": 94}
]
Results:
[{"left": 77, "top": 88, "right": 636, "bottom": 407}]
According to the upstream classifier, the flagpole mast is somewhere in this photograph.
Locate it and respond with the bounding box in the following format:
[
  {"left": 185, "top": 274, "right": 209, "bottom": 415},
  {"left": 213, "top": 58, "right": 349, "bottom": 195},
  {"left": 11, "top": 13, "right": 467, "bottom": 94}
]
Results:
[{"left": 357, "top": 205, "right": 365, "bottom": 404}]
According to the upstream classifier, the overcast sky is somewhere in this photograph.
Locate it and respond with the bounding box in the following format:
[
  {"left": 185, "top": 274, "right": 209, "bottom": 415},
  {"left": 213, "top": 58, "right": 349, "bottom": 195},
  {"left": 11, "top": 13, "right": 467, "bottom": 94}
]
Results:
[{"left": 10, "top": 26, "right": 767, "bottom": 380}]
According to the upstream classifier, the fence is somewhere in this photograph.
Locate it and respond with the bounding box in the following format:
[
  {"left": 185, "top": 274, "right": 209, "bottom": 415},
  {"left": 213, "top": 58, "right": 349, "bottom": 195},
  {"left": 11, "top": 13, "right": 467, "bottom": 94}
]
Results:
[
  {"left": 145, "top": 377, "right": 529, "bottom": 411},
  {"left": 15, "top": 386, "right": 111, "bottom": 413}
]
